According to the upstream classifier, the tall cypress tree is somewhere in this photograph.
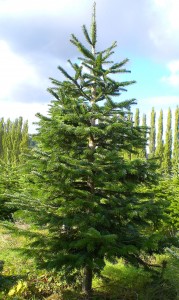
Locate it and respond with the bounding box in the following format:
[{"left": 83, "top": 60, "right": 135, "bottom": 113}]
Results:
[
  {"left": 0, "top": 118, "right": 4, "bottom": 158},
  {"left": 172, "top": 106, "right": 179, "bottom": 177},
  {"left": 149, "top": 107, "right": 156, "bottom": 158},
  {"left": 2, "top": 118, "right": 12, "bottom": 163},
  {"left": 132, "top": 108, "right": 140, "bottom": 159},
  {"left": 140, "top": 113, "right": 147, "bottom": 159},
  {"left": 22, "top": 5, "right": 169, "bottom": 298},
  {"left": 20, "top": 120, "right": 29, "bottom": 153},
  {"left": 155, "top": 109, "right": 164, "bottom": 167},
  {"left": 134, "top": 108, "right": 140, "bottom": 127},
  {"left": 124, "top": 112, "right": 133, "bottom": 160},
  {"left": 162, "top": 108, "right": 172, "bottom": 175}
]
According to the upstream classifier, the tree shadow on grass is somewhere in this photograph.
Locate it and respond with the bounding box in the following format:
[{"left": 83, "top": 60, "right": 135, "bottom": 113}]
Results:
[{"left": 0, "top": 273, "right": 25, "bottom": 295}]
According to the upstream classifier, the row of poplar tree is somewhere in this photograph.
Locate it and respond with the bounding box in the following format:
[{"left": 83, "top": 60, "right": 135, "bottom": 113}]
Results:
[
  {"left": 0, "top": 107, "right": 178, "bottom": 222},
  {"left": 132, "top": 106, "right": 179, "bottom": 176},
  {"left": 1, "top": 107, "right": 178, "bottom": 173}
]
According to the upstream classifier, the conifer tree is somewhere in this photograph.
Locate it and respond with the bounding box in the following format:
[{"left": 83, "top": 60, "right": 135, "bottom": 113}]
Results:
[
  {"left": 0, "top": 118, "right": 4, "bottom": 158},
  {"left": 155, "top": 109, "right": 164, "bottom": 167},
  {"left": 22, "top": 5, "right": 170, "bottom": 298},
  {"left": 131, "top": 108, "right": 140, "bottom": 159},
  {"left": 124, "top": 112, "right": 133, "bottom": 160},
  {"left": 162, "top": 108, "right": 172, "bottom": 175},
  {"left": 140, "top": 113, "right": 147, "bottom": 159},
  {"left": 149, "top": 107, "right": 156, "bottom": 158},
  {"left": 134, "top": 108, "right": 140, "bottom": 127},
  {"left": 172, "top": 106, "right": 179, "bottom": 177}
]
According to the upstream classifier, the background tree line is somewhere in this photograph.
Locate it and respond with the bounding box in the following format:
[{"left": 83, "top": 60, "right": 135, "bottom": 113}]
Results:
[
  {"left": 1, "top": 106, "right": 178, "bottom": 180},
  {"left": 132, "top": 106, "right": 179, "bottom": 177},
  {"left": 0, "top": 117, "right": 29, "bottom": 220}
]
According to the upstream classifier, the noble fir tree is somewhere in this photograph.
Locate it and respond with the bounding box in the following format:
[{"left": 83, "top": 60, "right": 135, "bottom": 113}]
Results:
[{"left": 23, "top": 4, "right": 170, "bottom": 298}]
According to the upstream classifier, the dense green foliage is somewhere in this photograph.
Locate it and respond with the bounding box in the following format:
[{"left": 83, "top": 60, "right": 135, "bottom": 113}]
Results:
[{"left": 0, "top": 118, "right": 29, "bottom": 220}]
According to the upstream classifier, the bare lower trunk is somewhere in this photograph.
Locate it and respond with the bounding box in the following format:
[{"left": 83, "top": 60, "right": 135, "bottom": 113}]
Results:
[{"left": 82, "top": 266, "right": 93, "bottom": 299}]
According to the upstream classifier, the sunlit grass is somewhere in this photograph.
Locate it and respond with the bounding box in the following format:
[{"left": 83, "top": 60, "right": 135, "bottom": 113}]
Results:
[{"left": 0, "top": 223, "right": 179, "bottom": 299}]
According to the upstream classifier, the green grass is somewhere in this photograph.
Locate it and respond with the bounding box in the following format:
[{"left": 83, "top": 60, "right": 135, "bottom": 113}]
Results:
[
  {"left": 0, "top": 224, "right": 62, "bottom": 299},
  {"left": 0, "top": 223, "right": 179, "bottom": 299}
]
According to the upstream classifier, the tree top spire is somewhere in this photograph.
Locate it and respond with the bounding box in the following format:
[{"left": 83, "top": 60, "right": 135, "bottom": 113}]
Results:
[{"left": 91, "top": 2, "right": 97, "bottom": 47}]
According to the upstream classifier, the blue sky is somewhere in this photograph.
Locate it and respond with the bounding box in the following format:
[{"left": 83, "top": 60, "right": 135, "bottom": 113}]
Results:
[{"left": 0, "top": 0, "right": 179, "bottom": 132}]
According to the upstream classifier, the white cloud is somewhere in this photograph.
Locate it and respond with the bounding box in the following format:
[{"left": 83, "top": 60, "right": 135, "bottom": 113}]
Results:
[
  {"left": 141, "top": 96, "right": 179, "bottom": 107},
  {"left": 0, "top": 0, "right": 88, "bottom": 16},
  {"left": 161, "top": 60, "right": 179, "bottom": 87},
  {"left": 0, "top": 40, "right": 41, "bottom": 99},
  {"left": 162, "top": 74, "right": 179, "bottom": 87},
  {"left": 153, "top": 0, "right": 179, "bottom": 30},
  {"left": 149, "top": 0, "right": 179, "bottom": 58},
  {"left": 167, "top": 60, "right": 179, "bottom": 73}
]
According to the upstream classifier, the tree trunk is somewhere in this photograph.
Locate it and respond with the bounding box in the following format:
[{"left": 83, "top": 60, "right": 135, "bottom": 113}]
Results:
[{"left": 82, "top": 266, "right": 93, "bottom": 299}]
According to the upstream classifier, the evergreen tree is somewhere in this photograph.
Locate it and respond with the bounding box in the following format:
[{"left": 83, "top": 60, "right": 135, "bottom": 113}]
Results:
[
  {"left": 140, "top": 113, "right": 147, "bottom": 159},
  {"left": 155, "top": 109, "right": 164, "bottom": 167},
  {"left": 0, "top": 161, "right": 21, "bottom": 221},
  {"left": 2, "top": 118, "right": 12, "bottom": 163},
  {"left": 124, "top": 112, "right": 133, "bottom": 160},
  {"left": 22, "top": 5, "right": 170, "bottom": 298},
  {"left": 20, "top": 120, "right": 29, "bottom": 153},
  {"left": 134, "top": 108, "right": 140, "bottom": 127},
  {"left": 172, "top": 107, "right": 179, "bottom": 177},
  {"left": 0, "top": 118, "right": 4, "bottom": 158},
  {"left": 149, "top": 107, "right": 156, "bottom": 158},
  {"left": 162, "top": 108, "right": 172, "bottom": 175},
  {"left": 132, "top": 108, "right": 140, "bottom": 159}
]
